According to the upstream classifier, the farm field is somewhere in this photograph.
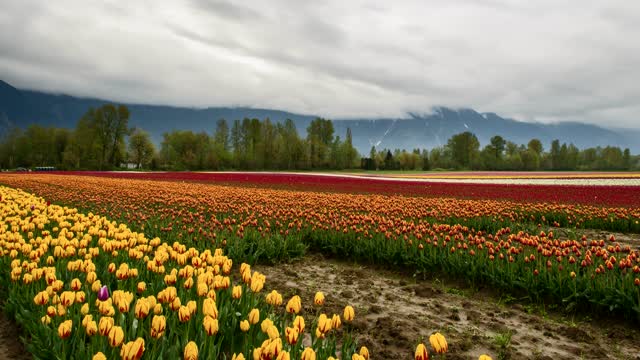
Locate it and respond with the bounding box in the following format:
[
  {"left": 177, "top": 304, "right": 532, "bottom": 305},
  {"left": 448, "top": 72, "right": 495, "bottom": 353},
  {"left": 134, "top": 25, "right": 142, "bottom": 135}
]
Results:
[{"left": 0, "top": 172, "right": 639, "bottom": 359}]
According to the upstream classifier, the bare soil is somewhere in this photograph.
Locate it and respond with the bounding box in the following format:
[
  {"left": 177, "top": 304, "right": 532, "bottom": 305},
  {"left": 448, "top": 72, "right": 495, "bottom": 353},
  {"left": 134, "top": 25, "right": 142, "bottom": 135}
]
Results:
[
  {"left": 0, "top": 311, "right": 29, "bottom": 360},
  {"left": 257, "top": 253, "right": 640, "bottom": 360}
]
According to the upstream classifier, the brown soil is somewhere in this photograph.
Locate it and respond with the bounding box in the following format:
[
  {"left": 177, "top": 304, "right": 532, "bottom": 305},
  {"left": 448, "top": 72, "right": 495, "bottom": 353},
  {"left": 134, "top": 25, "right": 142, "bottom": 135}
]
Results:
[
  {"left": 257, "top": 253, "right": 640, "bottom": 360},
  {"left": 0, "top": 312, "right": 30, "bottom": 360}
]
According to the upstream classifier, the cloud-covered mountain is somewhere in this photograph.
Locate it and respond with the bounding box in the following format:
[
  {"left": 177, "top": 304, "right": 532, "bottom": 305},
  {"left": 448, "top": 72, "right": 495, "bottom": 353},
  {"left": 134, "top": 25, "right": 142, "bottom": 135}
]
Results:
[{"left": 1, "top": 80, "right": 637, "bottom": 153}]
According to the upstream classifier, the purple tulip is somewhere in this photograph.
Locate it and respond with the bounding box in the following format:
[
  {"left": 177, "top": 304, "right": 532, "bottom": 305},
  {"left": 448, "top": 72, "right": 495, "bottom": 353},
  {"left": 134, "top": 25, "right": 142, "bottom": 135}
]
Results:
[{"left": 98, "top": 285, "right": 109, "bottom": 301}]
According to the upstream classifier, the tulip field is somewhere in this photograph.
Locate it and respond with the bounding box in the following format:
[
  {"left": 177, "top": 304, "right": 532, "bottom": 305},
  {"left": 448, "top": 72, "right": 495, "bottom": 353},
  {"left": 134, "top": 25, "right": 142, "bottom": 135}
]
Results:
[{"left": 0, "top": 172, "right": 640, "bottom": 359}]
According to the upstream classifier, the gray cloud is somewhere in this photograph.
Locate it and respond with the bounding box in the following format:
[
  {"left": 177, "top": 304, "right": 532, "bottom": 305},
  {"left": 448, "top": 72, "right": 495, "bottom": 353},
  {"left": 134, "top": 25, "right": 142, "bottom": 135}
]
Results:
[{"left": 1, "top": 0, "right": 639, "bottom": 128}]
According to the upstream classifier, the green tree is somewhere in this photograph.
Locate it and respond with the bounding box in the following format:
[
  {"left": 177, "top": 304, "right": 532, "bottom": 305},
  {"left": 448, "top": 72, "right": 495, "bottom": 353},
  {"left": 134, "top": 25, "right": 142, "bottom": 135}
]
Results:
[
  {"left": 447, "top": 132, "right": 480, "bottom": 169},
  {"left": 128, "top": 128, "right": 156, "bottom": 169},
  {"left": 527, "top": 139, "right": 543, "bottom": 156}
]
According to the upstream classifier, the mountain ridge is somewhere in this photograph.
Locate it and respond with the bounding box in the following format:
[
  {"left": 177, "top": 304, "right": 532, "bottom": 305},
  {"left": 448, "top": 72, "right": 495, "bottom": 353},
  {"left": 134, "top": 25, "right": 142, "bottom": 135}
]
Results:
[{"left": 1, "top": 80, "right": 637, "bottom": 153}]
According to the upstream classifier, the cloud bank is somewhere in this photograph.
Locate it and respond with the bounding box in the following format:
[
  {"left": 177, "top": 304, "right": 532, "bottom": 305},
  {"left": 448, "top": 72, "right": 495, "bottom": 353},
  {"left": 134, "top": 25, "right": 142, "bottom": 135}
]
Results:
[{"left": 1, "top": 0, "right": 639, "bottom": 128}]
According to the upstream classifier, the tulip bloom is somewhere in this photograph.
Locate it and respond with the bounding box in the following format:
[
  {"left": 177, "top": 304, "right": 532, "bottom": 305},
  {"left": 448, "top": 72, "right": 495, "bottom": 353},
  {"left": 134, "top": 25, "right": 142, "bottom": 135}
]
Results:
[
  {"left": 415, "top": 343, "right": 429, "bottom": 360},
  {"left": 85, "top": 320, "right": 98, "bottom": 336},
  {"left": 33, "top": 291, "right": 49, "bottom": 305},
  {"left": 301, "top": 347, "right": 316, "bottom": 360},
  {"left": 232, "top": 354, "right": 245, "bottom": 360},
  {"left": 331, "top": 314, "right": 341, "bottom": 330},
  {"left": 151, "top": 315, "right": 166, "bottom": 339},
  {"left": 202, "top": 298, "right": 218, "bottom": 318},
  {"left": 58, "top": 320, "right": 72, "bottom": 339},
  {"left": 240, "top": 320, "right": 250, "bottom": 332},
  {"left": 232, "top": 285, "right": 242, "bottom": 299},
  {"left": 93, "top": 353, "right": 107, "bottom": 360},
  {"left": 120, "top": 338, "right": 145, "bottom": 360},
  {"left": 343, "top": 305, "right": 355, "bottom": 322},
  {"left": 479, "top": 355, "right": 493, "bottom": 360},
  {"left": 314, "top": 292, "right": 325, "bottom": 306},
  {"left": 135, "top": 298, "right": 150, "bottom": 319},
  {"left": 98, "top": 285, "right": 109, "bottom": 301},
  {"left": 261, "top": 318, "right": 274, "bottom": 333},
  {"left": 286, "top": 295, "right": 301, "bottom": 314},
  {"left": 429, "top": 332, "right": 448, "bottom": 354},
  {"left": 293, "top": 316, "right": 305, "bottom": 333},
  {"left": 108, "top": 326, "right": 125, "bottom": 347},
  {"left": 137, "top": 282, "right": 146, "bottom": 293},
  {"left": 266, "top": 290, "right": 283, "bottom": 306},
  {"left": 98, "top": 317, "right": 114, "bottom": 336},
  {"left": 184, "top": 341, "right": 198, "bottom": 360},
  {"left": 285, "top": 327, "right": 299, "bottom": 345},
  {"left": 359, "top": 346, "right": 370, "bottom": 360},
  {"left": 317, "top": 314, "right": 332, "bottom": 334},
  {"left": 203, "top": 316, "right": 219, "bottom": 336},
  {"left": 248, "top": 308, "right": 260, "bottom": 325},
  {"left": 179, "top": 305, "right": 191, "bottom": 322}
]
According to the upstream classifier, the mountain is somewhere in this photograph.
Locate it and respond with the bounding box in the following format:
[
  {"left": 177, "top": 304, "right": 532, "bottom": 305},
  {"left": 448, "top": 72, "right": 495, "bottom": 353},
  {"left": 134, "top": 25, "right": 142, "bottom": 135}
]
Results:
[{"left": 1, "top": 80, "right": 638, "bottom": 153}]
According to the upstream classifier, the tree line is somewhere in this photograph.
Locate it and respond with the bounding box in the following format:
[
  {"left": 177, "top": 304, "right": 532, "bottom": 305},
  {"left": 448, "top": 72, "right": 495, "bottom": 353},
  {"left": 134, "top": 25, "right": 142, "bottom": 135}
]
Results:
[
  {"left": 0, "top": 105, "right": 637, "bottom": 171},
  {"left": 0, "top": 104, "right": 360, "bottom": 171},
  {"left": 363, "top": 132, "right": 638, "bottom": 171}
]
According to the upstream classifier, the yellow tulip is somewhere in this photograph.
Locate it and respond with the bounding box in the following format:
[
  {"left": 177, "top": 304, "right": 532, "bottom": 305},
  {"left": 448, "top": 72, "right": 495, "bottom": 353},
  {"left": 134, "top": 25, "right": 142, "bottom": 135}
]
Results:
[
  {"left": 202, "top": 298, "right": 218, "bottom": 318},
  {"left": 286, "top": 295, "right": 301, "bottom": 314},
  {"left": 187, "top": 300, "right": 197, "bottom": 315},
  {"left": 71, "top": 278, "right": 82, "bottom": 291},
  {"left": 293, "top": 315, "right": 305, "bottom": 333},
  {"left": 248, "top": 308, "right": 260, "bottom": 325},
  {"left": 33, "top": 291, "right": 49, "bottom": 305},
  {"left": 41, "top": 315, "right": 51, "bottom": 325},
  {"left": 343, "top": 305, "right": 355, "bottom": 322},
  {"left": 178, "top": 305, "right": 192, "bottom": 322},
  {"left": 184, "top": 341, "right": 198, "bottom": 360},
  {"left": 112, "top": 290, "right": 134, "bottom": 313},
  {"left": 120, "top": 338, "right": 145, "bottom": 360},
  {"left": 203, "top": 315, "right": 219, "bottom": 336},
  {"left": 331, "top": 314, "right": 341, "bottom": 330},
  {"left": 351, "top": 355, "right": 365, "bottom": 360},
  {"left": 285, "top": 326, "right": 299, "bottom": 345},
  {"left": 240, "top": 320, "right": 250, "bottom": 332},
  {"left": 232, "top": 353, "right": 245, "bottom": 360},
  {"left": 261, "top": 318, "right": 274, "bottom": 333},
  {"left": 135, "top": 298, "right": 150, "bottom": 319},
  {"left": 267, "top": 325, "right": 280, "bottom": 340},
  {"left": 359, "top": 346, "right": 370, "bottom": 360},
  {"left": 75, "top": 291, "right": 86, "bottom": 303},
  {"left": 137, "top": 282, "right": 146, "bottom": 293},
  {"left": 85, "top": 320, "right": 97, "bottom": 336},
  {"left": 429, "top": 332, "right": 448, "bottom": 354},
  {"left": 98, "top": 316, "right": 114, "bottom": 336},
  {"left": 60, "top": 291, "right": 75, "bottom": 307},
  {"left": 154, "top": 303, "right": 163, "bottom": 315},
  {"left": 317, "top": 314, "right": 331, "bottom": 334},
  {"left": 265, "top": 290, "right": 283, "bottom": 306},
  {"left": 108, "top": 326, "right": 125, "bottom": 347},
  {"left": 197, "top": 283, "right": 208, "bottom": 297},
  {"left": 232, "top": 285, "right": 242, "bottom": 299},
  {"left": 300, "top": 347, "right": 316, "bottom": 360},
  {"left": 151, "top": 315, "right": 166, "bottom": 339},
  {"left": 479, "top": 355, "right": 493, "bottom": 360},
  {"left": 314, "top": 292, "right": 325, "bottom": 306},
  {"left": 415, "top": 343, "right": 429, "bottom": 360},
  {"left": 58, "top": 319, "right": 72, "bottom": 339},
  {"left": 170, "top": 297, "right": 182, "bottom": 311},
  {"left": 276, "top": 351, "right": 290, "bottom": 360},
  {"left": 93, "top": 352, "right": 107, "bottom": 360}
]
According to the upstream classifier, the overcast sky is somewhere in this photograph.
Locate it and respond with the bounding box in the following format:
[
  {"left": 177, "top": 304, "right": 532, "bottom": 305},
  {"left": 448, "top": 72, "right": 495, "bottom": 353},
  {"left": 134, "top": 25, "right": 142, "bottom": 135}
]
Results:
[{"left": 1, "top": 0, "right": 639, "bottom": 128}]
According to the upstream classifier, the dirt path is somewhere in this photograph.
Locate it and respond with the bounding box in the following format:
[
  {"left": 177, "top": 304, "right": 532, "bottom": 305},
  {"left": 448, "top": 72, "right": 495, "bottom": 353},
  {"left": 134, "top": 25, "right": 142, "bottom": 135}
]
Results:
[
  {"left": 0, "top": 311, "right": 29, "bottom": 360},
  {"left": 257, "top": 254, "right": 640, "bottom": 360}
]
